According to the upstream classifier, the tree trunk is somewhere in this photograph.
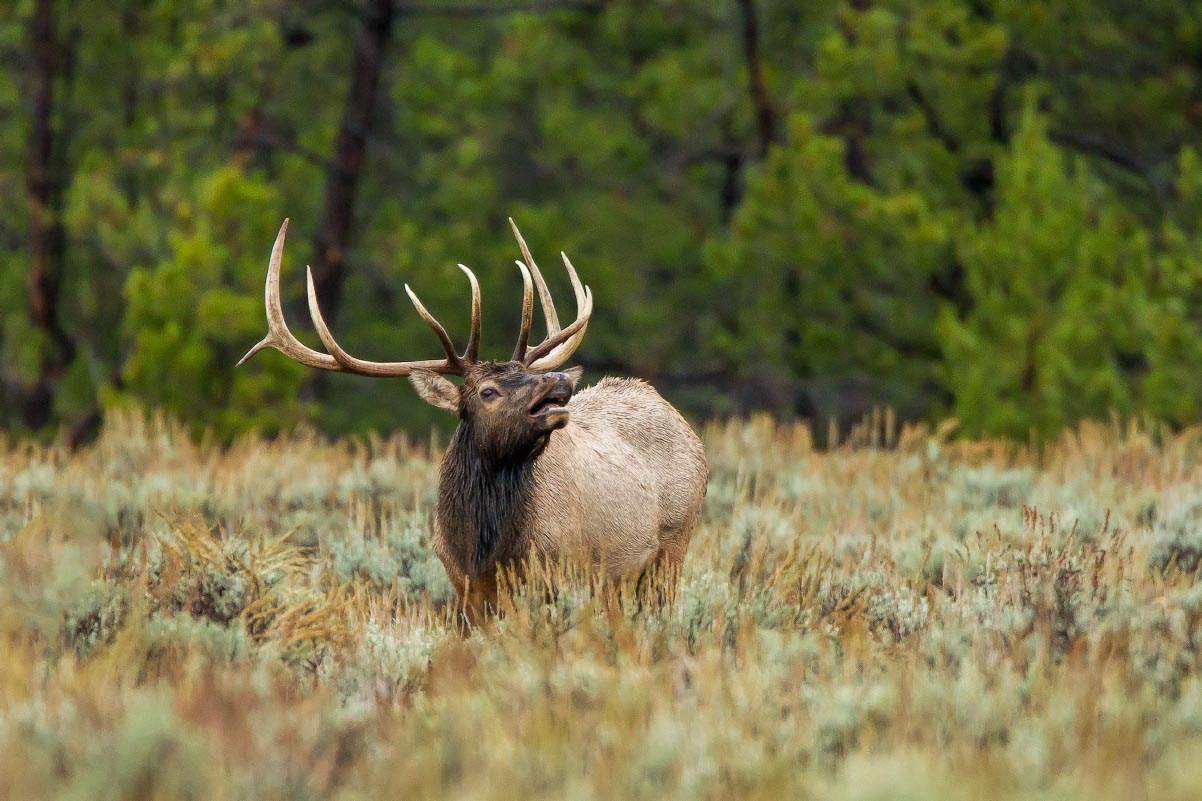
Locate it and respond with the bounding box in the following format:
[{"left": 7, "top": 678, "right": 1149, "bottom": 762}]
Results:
[
  {"left": 307, "top": 0, "right": 396, "bottom": 332},
  {"left": 737, "top": 0, "right": 776, "bottom": 158},
  {"left": 24, "top": 0, "right": 76, "bottom": 430}
]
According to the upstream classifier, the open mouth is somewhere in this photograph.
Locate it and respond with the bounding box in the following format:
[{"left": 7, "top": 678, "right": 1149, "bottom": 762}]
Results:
[{"left": 529, "top": 391, "right": 571, "bottom": 418}]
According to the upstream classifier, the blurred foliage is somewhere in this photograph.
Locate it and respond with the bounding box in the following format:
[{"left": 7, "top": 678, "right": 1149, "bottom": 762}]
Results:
[{"left": 2, "top": 0, "right": 1202, "bottom": 440}]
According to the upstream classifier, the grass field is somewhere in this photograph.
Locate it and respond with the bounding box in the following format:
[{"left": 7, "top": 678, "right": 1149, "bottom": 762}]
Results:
[{"left": 3, "top": 411, "right": 1202, "bottom": 800}]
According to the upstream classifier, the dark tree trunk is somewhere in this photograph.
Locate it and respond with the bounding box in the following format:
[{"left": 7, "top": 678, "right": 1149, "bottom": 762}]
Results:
[
  {"left": 307, "top": 0, "right": 396, "bottom": 333},
  {"left": 711, "top": 0, "right": 775, "bottom": 225},
  {"left": 24, "top": 0, "right": 76, "bottom": 430},
  {"left": 737, "top": 0, "right": 776, "bottom": 158},
  {"left": 717, "top": 117, "right": 742, "bottom": 223},
  {"left": 121, "top": 5, "right": 140, "bottom": 128}
]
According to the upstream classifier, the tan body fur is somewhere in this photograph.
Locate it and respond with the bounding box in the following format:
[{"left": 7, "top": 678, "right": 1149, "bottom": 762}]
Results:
[{"left": 433, "top": 377, "right": 707, "bottom": 618}]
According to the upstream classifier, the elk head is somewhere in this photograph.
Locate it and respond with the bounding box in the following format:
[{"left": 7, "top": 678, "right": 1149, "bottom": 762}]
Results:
[{"left": 238, "top": 218, "right": 593, "bottom": 455}]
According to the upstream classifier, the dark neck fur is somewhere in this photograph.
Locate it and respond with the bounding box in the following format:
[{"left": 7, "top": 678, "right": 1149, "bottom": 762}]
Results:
[{"left": 437, "top": 421, "right": 548, "bottom": 576}]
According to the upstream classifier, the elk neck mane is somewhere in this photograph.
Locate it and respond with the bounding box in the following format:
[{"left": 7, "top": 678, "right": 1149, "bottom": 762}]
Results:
[{"left": 436, "top": 418, "right": 551, "bottom": 575}]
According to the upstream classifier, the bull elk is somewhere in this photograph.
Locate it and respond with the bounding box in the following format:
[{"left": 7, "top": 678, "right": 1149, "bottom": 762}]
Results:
[{"left": 239, "top": 219, "right": 707, "bottom": 620}]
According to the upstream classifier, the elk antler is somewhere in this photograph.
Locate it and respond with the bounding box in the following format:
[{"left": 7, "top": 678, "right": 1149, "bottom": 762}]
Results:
[
  {"left": 237, "top": 219, "right": 476, "bottom": 376},
  {"left": 508, "top": 218, "right": 593, "bottom": 371},
  {"left": 239, "top": 218, "right": 591, "bottom": 377}
]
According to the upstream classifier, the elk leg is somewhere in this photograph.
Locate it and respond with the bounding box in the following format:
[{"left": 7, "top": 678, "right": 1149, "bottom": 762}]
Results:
[
  {"left": 631, "top": 544, "right": 685, "bottom": 610},
  {"left": 450, "top": 573, "right": 498, "bottom": 630},
  {"left": 651, "top": 543, "right": 686, "bottom": 606}
]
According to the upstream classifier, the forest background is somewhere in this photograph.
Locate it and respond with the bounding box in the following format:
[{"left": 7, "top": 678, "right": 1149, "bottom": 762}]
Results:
[{"left": 3, "top": 0, "right": 1202, "bottom": 443}]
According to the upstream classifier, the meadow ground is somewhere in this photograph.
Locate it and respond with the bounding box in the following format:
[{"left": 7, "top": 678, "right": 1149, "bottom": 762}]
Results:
[{"left": 3, "top": 411, "right": 1202, "bottom": 800}]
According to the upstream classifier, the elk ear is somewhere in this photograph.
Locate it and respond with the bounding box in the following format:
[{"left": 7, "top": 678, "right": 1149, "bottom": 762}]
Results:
[
  {"left": 562, "top": 366, "right": 583, "bottom": 389},
  {"left": 408, "top": 369, "right": 460, "bottom": 414}
]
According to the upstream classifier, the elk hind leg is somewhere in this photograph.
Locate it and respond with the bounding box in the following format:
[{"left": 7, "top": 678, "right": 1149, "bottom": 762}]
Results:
[{"left": 631, "top": 543, "right": 685, "bottom": 609}]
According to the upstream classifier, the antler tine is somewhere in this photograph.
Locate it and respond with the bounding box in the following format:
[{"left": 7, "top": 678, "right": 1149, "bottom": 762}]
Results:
[
  {"left": 526, "top": 287, "right": 592, "bottom": 366},
  {"left": 527, "top": 250, "right": 592, "bottom": 371},
  {"left": 238, "top": 217, "right": 468, "bottom": 377},
  {"left": 403, "top": 284, "right": 465, "bottom": 369},
  {"left": 511, "top": 261, "right": 535, "bottom": 361},
  {"left": 305, "top": 268, "right": 459, "bottom": 376},
  {"left": 509, "top": 218, "right": 560, "bottom": 336},
  {"left": 458, "top": 264, "right": 481, "bottom": 362},
  {"left": 238, "top": 218, "right": 341, "bottom": 371}
]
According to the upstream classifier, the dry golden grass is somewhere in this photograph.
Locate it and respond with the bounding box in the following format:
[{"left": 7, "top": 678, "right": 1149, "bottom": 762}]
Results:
[{"left": 3, "top": 410, "right": 1202, "bottom": 800}]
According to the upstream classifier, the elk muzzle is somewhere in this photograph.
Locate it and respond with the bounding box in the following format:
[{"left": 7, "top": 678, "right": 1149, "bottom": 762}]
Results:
[{"left": 528, "top": 372, "right": 575, "bottom": 431}]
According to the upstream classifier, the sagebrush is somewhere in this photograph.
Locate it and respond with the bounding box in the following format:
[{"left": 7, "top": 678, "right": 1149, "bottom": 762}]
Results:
[{"left": 2, "top": 411, "right": 1202, "bottom": 800}]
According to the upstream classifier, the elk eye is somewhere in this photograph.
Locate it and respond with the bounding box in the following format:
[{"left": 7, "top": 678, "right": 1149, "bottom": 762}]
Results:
[{"left": 480, "top": 388, "right": 498, "bottom": 400}]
